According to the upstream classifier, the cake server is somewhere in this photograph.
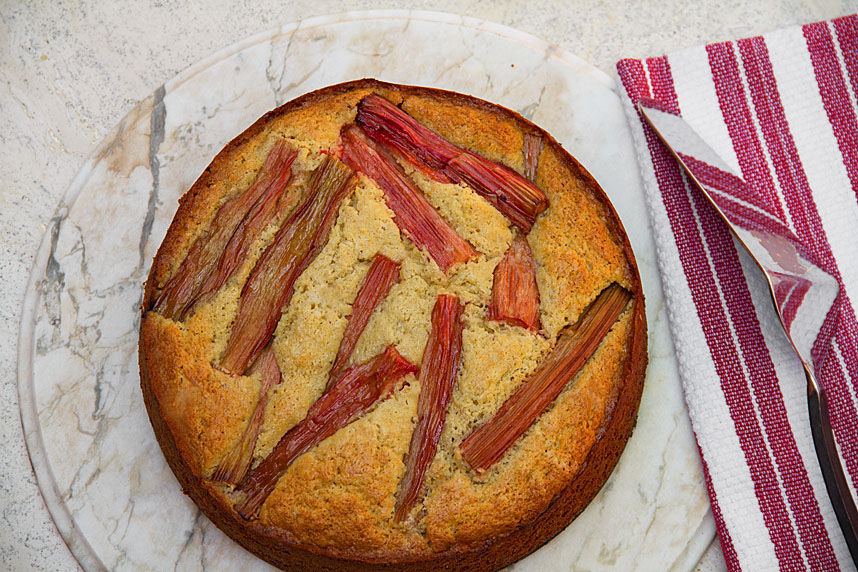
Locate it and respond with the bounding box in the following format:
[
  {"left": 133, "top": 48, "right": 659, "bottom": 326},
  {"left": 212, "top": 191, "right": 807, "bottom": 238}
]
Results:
[{"left": 637, "top": 97, "right": 858, "bottom": 563}]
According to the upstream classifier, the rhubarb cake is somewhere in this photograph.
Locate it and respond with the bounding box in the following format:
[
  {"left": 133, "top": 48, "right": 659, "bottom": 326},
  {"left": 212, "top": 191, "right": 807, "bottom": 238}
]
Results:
[{"left": 139, "top": 79, "right": 647, "bottom": 571}]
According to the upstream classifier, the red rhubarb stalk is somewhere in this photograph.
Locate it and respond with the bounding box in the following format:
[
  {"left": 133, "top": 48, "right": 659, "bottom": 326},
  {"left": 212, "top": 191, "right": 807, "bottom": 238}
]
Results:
[
  {"left": 236, "top": 345, "right": 417, "bottom": 519},
  {"left": 211, "top": 346, "right": 282, "bottom": 484},
  {"left": 220, "top": 155, "right": 354, "bottom": 374},
  {"left": 196, "top": 168, "right": 301, "bottom": 308},
  {"left": 153, "top": 141, "right": 298, "bottom": 320},
  {"left": 394, "top": 294, "right": 464, "bottom": 522},
  {"left": 355, "top": 94, "right": 548, "bottom": 232},
  {"left": 460, "top": 284, "right": 631, "bottom": 472},
  {"left": 523, "top": 133, "right": 544, "bottom": 183},
  {"left": 488, "top": 235, "right": 541, "bottom": 331},
  {"left": 355, "top": 94, "right": 458, "bottom": 183},
  {"left": 445, "top": 152, "right": 547, "bottom": 232},
  {"left": 341, "top": 124, "right": 478, "bottom": 272},
  {"left": 326, "top": 254, "right": 401, "bottom": 391}
]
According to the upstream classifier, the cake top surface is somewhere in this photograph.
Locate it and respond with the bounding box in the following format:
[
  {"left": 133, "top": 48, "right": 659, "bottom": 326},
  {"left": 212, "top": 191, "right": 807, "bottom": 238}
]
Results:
[{"left": 140, "top": 79, "right": 644, "bottom": 566}]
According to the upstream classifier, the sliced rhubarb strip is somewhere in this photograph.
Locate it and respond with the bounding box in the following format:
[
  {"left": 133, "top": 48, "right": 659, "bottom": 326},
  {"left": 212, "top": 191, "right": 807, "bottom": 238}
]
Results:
[
  {"left": 341, "top": 125, "right": 478, "bottom": 272},
  {"left": 460, "top": 283, "right": 631, "bottom": 472},
  {"left": 355, "top": 93, "right": 458, "bottom": 183},
  {"left": 236, "top": 345, "right": 417, "bottom": 519},
  {"left": 445, "top": 152, "right": 547, "bottom": 232},
  {"left": 211, "top": 345, "right": 282, "bottom": 484},
  {"left": 220, "top": 155, "right": 354, "bottom": 374},
  {"left": 195, "top": 168, "right": 301, "bottom": 310},
  {"left": 355, "top": 94, "right": 548, "bottom": 231},
  {"left": 488, "top": 235, "right": 541, "bottom": 331},
  {"left": 153, "top": 141, "right": 298, "bottom": 320},
  {"left": 326, "top": 254, "right": 401, "bottom": 391},
  {"left": 523, "top": 133, "right": 544, "bottom": 183},
  {"left": 394, "top": 294, "right": 464, "bottom": 522}
]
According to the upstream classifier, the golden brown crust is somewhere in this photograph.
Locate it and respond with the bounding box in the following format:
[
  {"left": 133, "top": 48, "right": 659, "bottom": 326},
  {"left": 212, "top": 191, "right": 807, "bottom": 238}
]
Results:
[{"left": 139, "top": 79, "right": 647, "bottom": 571}]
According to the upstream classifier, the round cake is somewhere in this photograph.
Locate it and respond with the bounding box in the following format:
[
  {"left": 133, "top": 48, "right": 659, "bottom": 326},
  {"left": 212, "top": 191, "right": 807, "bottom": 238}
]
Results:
[{"left": 139, "top": 79, "right": 647, "bottom": 571}]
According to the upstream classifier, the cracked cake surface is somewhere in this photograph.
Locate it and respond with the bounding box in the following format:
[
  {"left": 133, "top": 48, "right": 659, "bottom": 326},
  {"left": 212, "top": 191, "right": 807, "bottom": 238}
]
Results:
[{"left": 139, "top": 79, "right": 647, "bottom": 571}]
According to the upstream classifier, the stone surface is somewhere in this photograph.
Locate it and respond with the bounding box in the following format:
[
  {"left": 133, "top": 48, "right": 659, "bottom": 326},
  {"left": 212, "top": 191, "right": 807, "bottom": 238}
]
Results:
[{"left": 2, "top": 2, "right": 852, "bottom": 571}]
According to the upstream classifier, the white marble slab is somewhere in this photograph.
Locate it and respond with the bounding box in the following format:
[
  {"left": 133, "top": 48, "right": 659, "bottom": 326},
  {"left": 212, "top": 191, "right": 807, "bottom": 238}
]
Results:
[{"left": 17, "top": 11, "right": 712, "bottom": 572}]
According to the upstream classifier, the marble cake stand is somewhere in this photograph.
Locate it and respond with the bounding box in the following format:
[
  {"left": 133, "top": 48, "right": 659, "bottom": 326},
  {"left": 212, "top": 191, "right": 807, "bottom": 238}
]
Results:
[{"left": 18, "top": 10, "right": 713, "bottom": 572}]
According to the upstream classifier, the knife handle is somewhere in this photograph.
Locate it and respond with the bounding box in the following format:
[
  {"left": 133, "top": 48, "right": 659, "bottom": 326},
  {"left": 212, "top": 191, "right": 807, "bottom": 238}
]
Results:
[{"left": 807, "top": 368, "right": 858, "bottom": 564}]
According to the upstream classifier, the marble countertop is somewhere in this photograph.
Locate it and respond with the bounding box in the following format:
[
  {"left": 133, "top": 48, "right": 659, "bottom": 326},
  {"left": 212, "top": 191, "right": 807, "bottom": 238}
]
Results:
[{"left": 2, "top": 1, "right": 852, "bottom": 571}]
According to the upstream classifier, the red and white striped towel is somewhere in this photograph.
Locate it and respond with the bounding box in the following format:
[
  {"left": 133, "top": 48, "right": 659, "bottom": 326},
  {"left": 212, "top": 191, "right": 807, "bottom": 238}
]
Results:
[{"left": 617, "top": 15, "right": 858, "bottom": 571}]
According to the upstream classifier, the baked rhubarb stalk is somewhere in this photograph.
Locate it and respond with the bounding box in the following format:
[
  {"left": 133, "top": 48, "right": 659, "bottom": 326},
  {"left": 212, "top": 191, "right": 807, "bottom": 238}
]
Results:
[
  {"left": 341, "top": 125, "right": 478, "bottom": 272},
  {"left": 220, "top": 155, "right": 354, "bottom": 375},
  {"left": 394, "top": 294, "right": 464, "bottom": 522},
  {"left": 488, "top": 235, "right": 541, "bottom": 331},
  {"left": 152, "top": 141, "right": 298, "bottom": 320},
  {"left": 211, "top": 345, "right": 282, "bottom": 484},
  {"left": 523, "top": 133, "right": 544, "bottom": 183},
  {"left": 326, "top": 253, "right": 401, "bottom": 391},
  {"left": 355, "top": 94, "right": 548, "bottom": 232},
  {"left": 356, "top": 95, "right": 457, "bottom": 183},
  {"left": 196, "top": 172, "right": 301, "bottom": 310},
  {"left": 236, "top": 345, "right": 417, "bottom": 519},
  {"left": 460, "top": 283, "right": 631, "bottom": 472}
]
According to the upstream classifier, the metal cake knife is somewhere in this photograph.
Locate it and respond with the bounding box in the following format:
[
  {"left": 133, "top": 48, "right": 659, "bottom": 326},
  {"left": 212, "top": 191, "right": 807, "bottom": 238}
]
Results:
[{"left": 637, "top": 98, "right": 858, "bottom": 563}]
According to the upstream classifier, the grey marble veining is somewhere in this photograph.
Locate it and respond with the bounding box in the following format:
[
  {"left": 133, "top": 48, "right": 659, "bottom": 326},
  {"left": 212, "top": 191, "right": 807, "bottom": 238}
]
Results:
[{"left": 4, "top": 2, "right": 851, "bottom": 571}]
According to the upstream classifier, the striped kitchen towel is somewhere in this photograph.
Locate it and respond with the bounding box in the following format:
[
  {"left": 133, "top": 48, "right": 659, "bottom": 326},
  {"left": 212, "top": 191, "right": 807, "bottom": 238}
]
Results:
[{"left": 617, "top": 15, "right": 858, "bottom": 571}]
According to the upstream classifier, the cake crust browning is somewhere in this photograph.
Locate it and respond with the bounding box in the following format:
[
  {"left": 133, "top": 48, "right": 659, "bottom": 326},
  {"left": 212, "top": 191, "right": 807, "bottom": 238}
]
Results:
[{"left": 139, "top": 79, "right": 647, "bottom": 571}]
